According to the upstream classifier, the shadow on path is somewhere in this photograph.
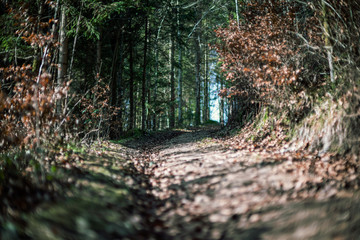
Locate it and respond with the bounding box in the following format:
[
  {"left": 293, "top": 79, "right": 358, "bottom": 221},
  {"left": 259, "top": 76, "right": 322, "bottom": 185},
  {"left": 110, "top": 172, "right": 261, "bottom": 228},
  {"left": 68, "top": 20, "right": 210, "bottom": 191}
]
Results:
[
  {"left": 21, "top": 144, "right": 169, "bottom": 240},
  {"left": 15, "top": 126, "right": 360, "bottom": 240}
]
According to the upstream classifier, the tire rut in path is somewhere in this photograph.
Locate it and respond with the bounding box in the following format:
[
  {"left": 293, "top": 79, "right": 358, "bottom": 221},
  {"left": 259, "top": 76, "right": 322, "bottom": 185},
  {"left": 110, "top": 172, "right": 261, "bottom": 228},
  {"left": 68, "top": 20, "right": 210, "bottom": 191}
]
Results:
[{"left": 139, "top": 127, "right": 360, "bottom": 240}]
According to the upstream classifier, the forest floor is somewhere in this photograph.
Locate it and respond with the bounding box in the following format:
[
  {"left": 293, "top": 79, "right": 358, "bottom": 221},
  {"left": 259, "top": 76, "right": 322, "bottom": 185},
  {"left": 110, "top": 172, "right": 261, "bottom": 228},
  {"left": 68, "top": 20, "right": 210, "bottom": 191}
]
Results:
[{"left": 6, "top": 125, "right": 360, "bottom": 239}]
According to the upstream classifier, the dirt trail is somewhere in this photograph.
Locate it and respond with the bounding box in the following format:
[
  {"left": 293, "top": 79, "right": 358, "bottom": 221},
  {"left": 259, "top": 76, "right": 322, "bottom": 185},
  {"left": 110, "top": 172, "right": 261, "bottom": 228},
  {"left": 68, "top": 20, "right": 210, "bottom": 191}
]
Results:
[
  {"left": 142, "top": 126, "right": 360, "bottom": 240},
  {"left": 15, "top": 127, "right": 360, "bottom": 239}
]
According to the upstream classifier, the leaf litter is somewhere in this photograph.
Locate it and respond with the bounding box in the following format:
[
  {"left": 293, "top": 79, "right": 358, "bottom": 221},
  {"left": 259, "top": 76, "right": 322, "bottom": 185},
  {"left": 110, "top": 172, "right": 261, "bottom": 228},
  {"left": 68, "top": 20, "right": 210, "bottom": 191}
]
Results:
[{"left": 4, "top": 126, "right": 360, "bottom": 239}]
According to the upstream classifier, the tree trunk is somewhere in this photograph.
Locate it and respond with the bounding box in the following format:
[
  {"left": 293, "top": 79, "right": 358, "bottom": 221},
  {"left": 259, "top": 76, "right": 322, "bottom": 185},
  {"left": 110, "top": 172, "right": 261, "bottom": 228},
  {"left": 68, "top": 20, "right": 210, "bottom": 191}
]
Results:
[
  {"left": 65, "top": 6, "right": 82, "bottom": 115},
  {"left": 57, "top": 4, "right": 68, "bottom": 114},
  {"left": 194, "top": 31, "right": 202, "bottom": 126},
  {"left": 110, "top": 31, "right": 120, "bottom": 106},
  {"left": 93, "top": 30, "right": 101, "bottom": 109},
  {"left": 142, "top": 15, "right": 149, "bottom": 131},
  {"left": 169, "top": 30, "right": 176, "bottom": 128},
  {"left": 129, "top": 31, "right": 135, "bottom": 130},
  {"left": 96, "top": 30, "right": 102, "bottom": 75},
  {"left": 203, "top": 43, "right": 209, "bottom": 123},
  {"left": 153, "top": 40, "right": 159, "bottom": 131},
  {"left": 219, "top": 74, "right": 225, "bottom": 126},
  {"left": 177, "top": 0, "right": 183, "bottom": 126},
  {"left": 117, "top": 29, "right": 124, "bottom": 134},
  {"left": 322, "top": 0, "right": 334, "bottom": 83},
  {"left": 235, "top": 0, "right": 239, "bottom": 27},
  {"left": 147, "top": 24, "right": 152, "bottom": 130}
]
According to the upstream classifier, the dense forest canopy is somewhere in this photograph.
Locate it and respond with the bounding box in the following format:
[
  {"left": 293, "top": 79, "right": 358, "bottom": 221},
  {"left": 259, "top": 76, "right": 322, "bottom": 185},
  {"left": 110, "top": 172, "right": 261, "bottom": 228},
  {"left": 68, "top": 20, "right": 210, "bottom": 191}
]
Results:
[
  {"left": 0, "top": 0, "right": 236, "bottom": 143},
  {"left": 0, "top": 0, "right": 359, "bottom": 151}
]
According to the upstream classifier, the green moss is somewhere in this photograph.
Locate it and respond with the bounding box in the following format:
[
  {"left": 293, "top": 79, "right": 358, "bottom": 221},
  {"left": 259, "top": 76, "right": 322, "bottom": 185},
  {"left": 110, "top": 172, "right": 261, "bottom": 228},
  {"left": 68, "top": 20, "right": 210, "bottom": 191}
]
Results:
[{"left": 66, "top": 143, "right": 86, "bottom": 154}]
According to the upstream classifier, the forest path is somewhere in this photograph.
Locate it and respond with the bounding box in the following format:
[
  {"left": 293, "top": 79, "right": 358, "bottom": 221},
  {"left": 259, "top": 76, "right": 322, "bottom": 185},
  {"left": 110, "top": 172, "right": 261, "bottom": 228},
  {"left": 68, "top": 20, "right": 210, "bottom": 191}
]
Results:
[
  {"left": 22, "top": 141, "right": 162, "bottom": 240},
  {"left": 139, "top": 125, "right": 360, "bottom": 240},
  {"left": 20, "top": 126, "right": 360, "bottom": 240}
]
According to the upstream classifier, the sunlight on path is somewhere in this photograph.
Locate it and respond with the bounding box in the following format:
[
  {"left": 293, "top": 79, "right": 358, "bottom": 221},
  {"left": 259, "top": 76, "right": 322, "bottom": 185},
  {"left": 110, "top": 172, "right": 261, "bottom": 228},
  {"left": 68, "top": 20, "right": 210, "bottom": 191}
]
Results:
[
  {"left": 19, "top": 128, "right": 360, "bottom": 240},
  {"left": 146, "top": 127, "right": 360, "bottom": 240}
]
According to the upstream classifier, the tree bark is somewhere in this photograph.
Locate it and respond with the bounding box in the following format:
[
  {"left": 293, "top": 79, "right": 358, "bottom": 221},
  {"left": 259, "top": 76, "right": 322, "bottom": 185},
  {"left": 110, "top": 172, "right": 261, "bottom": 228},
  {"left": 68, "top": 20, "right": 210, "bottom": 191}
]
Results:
[
  {"left": 219, "top": 74, "right": 225, "bottom": 126},
  {"left": 153, "top": 38, "right": 159, "bottom": 131},
  {"left": 153, "top": 16, "right": 165, "bottom": 131},
  {"left": 203, "top": 42, "right": 209, "bottom": 122},
  {"left": 235, "top": 0, "right": 239, "bottom": 27},
  {"left": 177, "top": 0, "right": 183, "bottom": 126},
  {"left": 142, "top": 15, "right": 149, "bottom": 131},
  {"left": 117, "top": 29, "right": 124, "bottom": 134},
  {"left": 57, "top": 4, "right": 68, "bottom": 114},
  {"left": 96, "top": 30, "right": 102, "bottom": 75},
  {"left": 129, "top": 29, "right": 135, "bottom": 130},
  {"left": 194, "top": 31, "right": 202, "bottom": 126},
  {"left": 169, "top": 30, "right": 176, "bottom": 128},
  {"left": 110, "top": 31, "right": 120, "bottom": 107},
  {"left": 322, "top": 0, "right": 334, "bottom": 83}
]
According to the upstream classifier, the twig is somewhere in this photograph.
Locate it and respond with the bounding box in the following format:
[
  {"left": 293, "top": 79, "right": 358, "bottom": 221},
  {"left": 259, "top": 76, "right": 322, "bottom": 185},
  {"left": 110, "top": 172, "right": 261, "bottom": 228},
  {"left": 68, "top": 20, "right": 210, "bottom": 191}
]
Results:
[
  {"left": 81, "top": 128, "right": 100, "bottom": 143},
  {"left": 56, "top": 89, "right": 90, "bottom": 131}
]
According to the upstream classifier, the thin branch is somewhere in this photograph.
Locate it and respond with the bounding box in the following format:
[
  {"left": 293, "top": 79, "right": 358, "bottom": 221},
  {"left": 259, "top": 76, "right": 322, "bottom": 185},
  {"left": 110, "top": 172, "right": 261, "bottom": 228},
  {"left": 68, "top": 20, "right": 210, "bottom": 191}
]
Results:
[
  {"left": 55, "top": 89, "right": 91, "bottom": 131},
  {"left": 291, "top": 31, "right": 320, "bottom": 50},
  {"left": 187, "top": 4, "right": 216, "bottom": 38},
  {"left": 322, "top": 0, "right": 346, "bottom": 25}
]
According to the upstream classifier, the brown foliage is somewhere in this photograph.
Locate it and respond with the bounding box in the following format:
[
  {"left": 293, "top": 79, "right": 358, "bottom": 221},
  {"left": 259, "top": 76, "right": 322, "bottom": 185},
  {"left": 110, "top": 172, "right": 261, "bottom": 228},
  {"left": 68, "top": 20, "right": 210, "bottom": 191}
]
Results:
[
  {"left": 0, "top": 64, "right": 66, "bottom": 151},
  {"left": 215, "top": 1, "right": 323, "bottom": 108},
  {"left": 0, "top": 1, "right": 64, "bottom": 151}
]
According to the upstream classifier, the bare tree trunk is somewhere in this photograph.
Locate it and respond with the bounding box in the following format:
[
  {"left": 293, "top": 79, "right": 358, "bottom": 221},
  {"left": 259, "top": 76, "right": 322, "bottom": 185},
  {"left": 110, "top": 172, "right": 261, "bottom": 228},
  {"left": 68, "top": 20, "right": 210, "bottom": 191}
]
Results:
[
  {"left": 110, "top": 31, "right": 120, "bottom": 108},
  {"left": 142, "top": 15, "right": 149, "bottom": 131},
  {"left": 147, "top": 24, "right": 152, "bottom": 130},
  {"left": 235, "top": 0, "right": 239, "bottom": 27},
  {"left": 322, "top": 0, "right": 334, "bottom": 83},
  {"left": 153, "top": 40, "right": 159, "bottom": 131},
  {"left": 177, "top": 0, "right": 183, "bottom": 126},
  {"left": 219, "top": 74, "right": 225, "bottom": 126},
  {"left": 134, "top": 82, "right": 138, "bottom": 129},
  {"left": 194, "top": 31, "right": 202, "bottom": 126},
  {"left": 194, "top": 2, "right": 203, "bottom": 126},
  {"left": 129, "top": 30, "right": 135, "bottom": 130},
  {"left": 96, "top": 30, "right": 102, "bottom": 75},
  {"left": 117, "top": 29, "right": 124, "bottom": 134},
  {"left": 93, "top": 30, "right": 102, "bottom": 110},
  {"left": 147, "top": 70, "right": 152, "bottom": 130},
  {"left": 169, "top": 31, "right": 176, "bottom": 128},
  {"left": 57, "top": 4, "right": 68, "bottom": 114},
  {"left": 203, "top": 42, "right": 209, "bottom": 122}
]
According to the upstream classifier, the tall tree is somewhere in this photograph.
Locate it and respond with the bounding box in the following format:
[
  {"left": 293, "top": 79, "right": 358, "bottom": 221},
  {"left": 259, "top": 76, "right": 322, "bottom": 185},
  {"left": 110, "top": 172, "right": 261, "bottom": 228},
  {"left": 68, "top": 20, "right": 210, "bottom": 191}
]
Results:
[
  {"left": 168, "top": 1, "right": 176, "bottom": 128},
  {"left": 142, "top": 11, "right": 149, "bottom": 131},
  {"left": 117, "top": 28, "right": 125, "bottom": 134},
  {"left": 194, "top": 17, "right": 202, "bottom": 126},
  {"left": 203, "top": 37, "right": 209, "bottom": 122},
  {"left": 219, "top": 73, "right": 225, "bottom": 126},
  {"left": 57, "top": 4, "right": 68, "bottom": 114},
  {"left": 169, "top": 29, "right": 176, "bottom": 128},
  {"left": 129, "top": 25, "right": 135, "bottom": 130},
  {"left": 177, "top": 0, "right": 183, "bottom": 126}
]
